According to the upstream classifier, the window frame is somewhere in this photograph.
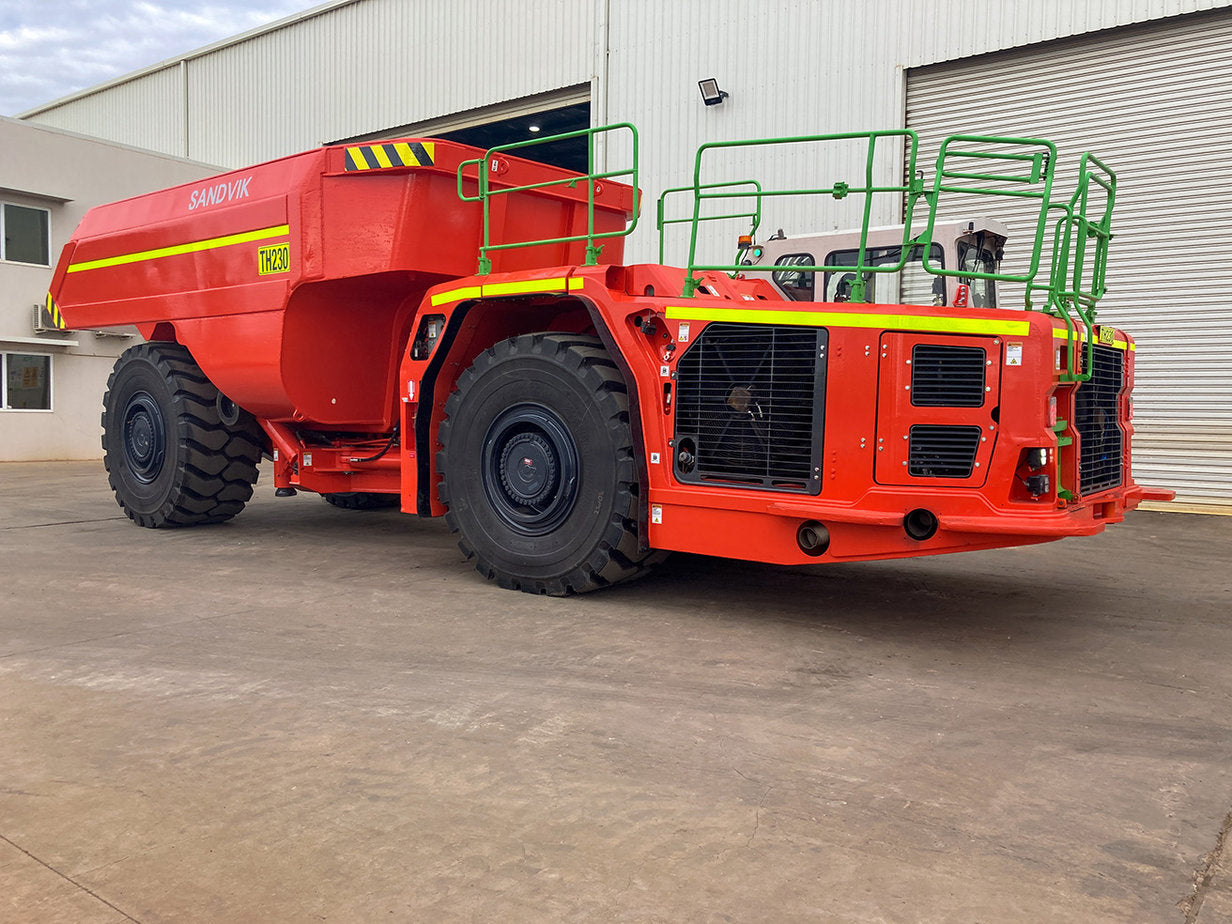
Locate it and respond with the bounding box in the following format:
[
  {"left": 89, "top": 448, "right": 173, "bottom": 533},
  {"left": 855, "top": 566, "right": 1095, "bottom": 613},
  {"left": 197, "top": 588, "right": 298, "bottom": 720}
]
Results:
[
  {"left": 771, "top": 252, "right": 817, "bottom": 301},
  {"left": 822, "top": 242, "right": 946, "bottom": 305},
  {"left": 1, "top": 352, "right": 54, "bottom": 412},
  {"left": 1, "top": 200, "right": 52, "bottom": 267}
]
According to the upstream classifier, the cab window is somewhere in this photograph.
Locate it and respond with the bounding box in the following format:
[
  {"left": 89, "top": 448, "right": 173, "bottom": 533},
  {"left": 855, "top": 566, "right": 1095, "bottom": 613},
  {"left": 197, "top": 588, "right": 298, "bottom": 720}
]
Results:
[
  {"left": 822, "top": 244, "right": 944, "bottom": 304},
  {"left": 772, "top": 253, "right": 815, "bottom": 301},
  {"left": 957, "top": 240, "right": 998, "bottom": 308}
]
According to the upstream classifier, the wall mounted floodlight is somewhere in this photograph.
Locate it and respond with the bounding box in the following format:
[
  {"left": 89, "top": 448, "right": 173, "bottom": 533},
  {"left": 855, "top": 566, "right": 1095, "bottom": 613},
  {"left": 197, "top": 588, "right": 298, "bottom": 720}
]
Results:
[{"left": 698, "top": 78, "right": 729, "bottom": 106}]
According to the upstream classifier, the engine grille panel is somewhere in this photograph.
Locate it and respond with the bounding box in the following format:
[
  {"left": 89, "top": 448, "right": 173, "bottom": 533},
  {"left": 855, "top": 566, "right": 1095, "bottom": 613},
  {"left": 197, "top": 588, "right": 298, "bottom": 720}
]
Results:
[
  {"left": 907, "top": 425, "right": 983, "bottom": 478},
  {"left": 674, "top": 323, "right": 825, "bottom": 493},
  {"left": 911, "top": 344, "right": 986, "bottom": 407},
  {"left": 1075, "top": 344, "right": 1125, "bottom": 494}
]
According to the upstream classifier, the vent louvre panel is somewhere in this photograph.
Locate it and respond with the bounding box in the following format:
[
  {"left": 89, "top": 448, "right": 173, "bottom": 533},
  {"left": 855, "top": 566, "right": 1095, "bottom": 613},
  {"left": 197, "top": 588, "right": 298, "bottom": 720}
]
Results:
[
  {"left": 1075, "top": 344, "right": 1125, "bottom": 494},
  {"left": 675, "top": 324, "right": 824, "bottom": 493},
  {"left": 908, "top": 425, "right": 982, "bottom": 478},
  {"left": 911, "top": 344, "right": 987, "bottom": 407}
]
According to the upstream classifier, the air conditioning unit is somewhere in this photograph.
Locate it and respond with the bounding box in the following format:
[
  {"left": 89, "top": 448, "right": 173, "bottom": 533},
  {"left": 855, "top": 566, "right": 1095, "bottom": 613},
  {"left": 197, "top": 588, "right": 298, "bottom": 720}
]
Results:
[{"left": 32, "top": 301, "right": 61, "bottom": 333}]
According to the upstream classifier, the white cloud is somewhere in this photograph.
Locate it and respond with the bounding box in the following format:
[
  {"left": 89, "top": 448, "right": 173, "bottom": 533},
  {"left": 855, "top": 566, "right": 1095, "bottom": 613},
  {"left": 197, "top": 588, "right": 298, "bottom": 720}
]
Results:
[{"left": 0, "top": 0, "right": 316, "bottom": 115}]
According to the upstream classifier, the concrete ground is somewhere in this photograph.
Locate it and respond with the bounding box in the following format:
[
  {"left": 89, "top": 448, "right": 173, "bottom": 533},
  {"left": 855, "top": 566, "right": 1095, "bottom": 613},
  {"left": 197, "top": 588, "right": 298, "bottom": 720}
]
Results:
[{"left": 1, "top": 461, "right": 1229, "bottom": 924}]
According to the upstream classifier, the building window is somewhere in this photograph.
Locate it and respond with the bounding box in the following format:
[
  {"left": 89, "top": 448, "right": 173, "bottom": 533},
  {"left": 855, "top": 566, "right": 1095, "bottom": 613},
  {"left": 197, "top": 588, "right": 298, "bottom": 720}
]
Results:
[
  {"left": 1, "top": 202, "right": 51, "bottom": 266},
  {"left": 2, "top": 353, "right": 52, "bottom": 410}
]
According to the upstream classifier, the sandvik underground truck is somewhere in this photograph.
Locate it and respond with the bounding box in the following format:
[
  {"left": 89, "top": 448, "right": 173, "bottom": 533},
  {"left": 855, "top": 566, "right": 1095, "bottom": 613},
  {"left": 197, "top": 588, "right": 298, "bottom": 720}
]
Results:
[{"left": 47, "top": 125, "right": 1171, "bottom": 594}]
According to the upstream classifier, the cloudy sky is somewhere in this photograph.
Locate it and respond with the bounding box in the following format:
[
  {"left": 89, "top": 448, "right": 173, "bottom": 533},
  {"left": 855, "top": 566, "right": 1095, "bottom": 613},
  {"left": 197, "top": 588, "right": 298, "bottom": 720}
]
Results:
[{"left": 0, "top": 0, "right": 321, "bottom": 117}]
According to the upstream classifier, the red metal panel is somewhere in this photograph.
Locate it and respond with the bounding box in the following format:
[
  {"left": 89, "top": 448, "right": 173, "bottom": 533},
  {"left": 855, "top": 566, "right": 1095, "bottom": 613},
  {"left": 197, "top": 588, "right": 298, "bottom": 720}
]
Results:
[
  {"left": 52, "top": 138, "right": 636, "bottom": 428},
  {"left": 874, "top": 332, "right": 1001, "bottom": 488}
]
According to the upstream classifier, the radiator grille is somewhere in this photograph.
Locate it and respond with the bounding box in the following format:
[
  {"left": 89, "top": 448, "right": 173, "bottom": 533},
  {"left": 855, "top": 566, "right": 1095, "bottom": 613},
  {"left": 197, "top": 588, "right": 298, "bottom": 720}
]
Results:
[
  {"left": 908, "top": 425, "right": 983, "bottom": 478},
  {"left": 674, "top": 324, "right": 825, "bottom": 493},
  {"left": 911, "top": 344, "right": 987, "bottom": 407},
  {"left": 1075, "top": 344, "right": 1125, "bottom": 494}
]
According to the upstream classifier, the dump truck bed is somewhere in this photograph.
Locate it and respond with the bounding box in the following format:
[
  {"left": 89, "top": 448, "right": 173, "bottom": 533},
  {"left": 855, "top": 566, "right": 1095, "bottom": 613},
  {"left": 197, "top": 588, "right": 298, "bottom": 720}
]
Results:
[{"left": 50, "top": 139, "right": 635, "bottom": 428}]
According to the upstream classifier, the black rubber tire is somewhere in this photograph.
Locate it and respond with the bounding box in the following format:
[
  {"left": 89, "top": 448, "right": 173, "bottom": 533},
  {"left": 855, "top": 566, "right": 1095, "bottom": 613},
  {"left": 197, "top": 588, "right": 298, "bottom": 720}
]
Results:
[
  {"left": 437, "top": 333, "right": 663, "bottom": 595},
  {"left": 322, "top": 492, "right": 400, "bottom": 510},
  {"left": 101, "top": 342, "right": 264, "bottom": 528}
]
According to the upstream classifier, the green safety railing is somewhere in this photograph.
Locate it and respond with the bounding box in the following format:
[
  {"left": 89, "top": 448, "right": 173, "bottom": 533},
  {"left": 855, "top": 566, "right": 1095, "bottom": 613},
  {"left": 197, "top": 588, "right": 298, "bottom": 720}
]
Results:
[
  {"left": 680, "top": 130, "right": 924, "bottom": 300},
  {"left": 919, "top": 135, "right": 1057, "bottom": 286},
  {"left": 922, "top": 137, "right": 1116, "bottom": 382},
  {"left": 657, "top": 179, "right": 762, "bottom": 265},
  {"left": 456, "top": 123, "right": 639, "bottom": 275},
  {"left": 1037, "top": 153, "right": 1117, "bottom": 380},
  {"left": 674, "top": 129, "right": 1117, "bottom": 382}
]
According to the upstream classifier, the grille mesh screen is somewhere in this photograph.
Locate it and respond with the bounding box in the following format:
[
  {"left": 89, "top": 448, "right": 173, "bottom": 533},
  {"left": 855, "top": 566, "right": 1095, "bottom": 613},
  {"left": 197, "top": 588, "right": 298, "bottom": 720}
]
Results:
[
  {"left": 911, "top": 344, "right": 987, "bottom": 407},
  {"left": 674, "top": 324, "right": 823, "bottom": 492},
  {"left": 907, "top": 425, "right": 983, "bottom": 478},
  {"left": 1075, "top": 344, "right": 1125, "bottom": 494}
]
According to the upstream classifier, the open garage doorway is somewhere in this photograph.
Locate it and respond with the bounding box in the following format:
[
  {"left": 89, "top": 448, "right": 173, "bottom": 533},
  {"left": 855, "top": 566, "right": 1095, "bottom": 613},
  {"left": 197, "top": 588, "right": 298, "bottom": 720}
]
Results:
[{"left": 335, "top": 88, "right": 592, "bottom": 173}]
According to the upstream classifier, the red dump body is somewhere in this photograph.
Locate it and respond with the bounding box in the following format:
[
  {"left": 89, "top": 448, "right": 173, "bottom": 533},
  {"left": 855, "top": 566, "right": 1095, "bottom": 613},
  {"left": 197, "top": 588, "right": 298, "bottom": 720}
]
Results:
[{"left": 50, "top": 139, "right": 633, "bottom": 430}]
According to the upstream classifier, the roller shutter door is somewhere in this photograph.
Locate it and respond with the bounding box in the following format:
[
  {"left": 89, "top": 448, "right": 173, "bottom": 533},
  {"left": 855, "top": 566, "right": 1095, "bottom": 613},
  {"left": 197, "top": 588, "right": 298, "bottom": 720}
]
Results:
[{"left": 907, "top": 11, "right": 1232, "bottom": 507}]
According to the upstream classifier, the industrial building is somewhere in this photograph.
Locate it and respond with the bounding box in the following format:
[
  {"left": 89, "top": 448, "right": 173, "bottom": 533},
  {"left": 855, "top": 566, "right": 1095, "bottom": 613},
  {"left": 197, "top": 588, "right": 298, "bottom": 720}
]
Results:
[
  {"left": 11, "top": 0, "right": 1232, "bottom": 507},
  {"left": 0, "top": 118, "right": 217, "bottom": 459}
]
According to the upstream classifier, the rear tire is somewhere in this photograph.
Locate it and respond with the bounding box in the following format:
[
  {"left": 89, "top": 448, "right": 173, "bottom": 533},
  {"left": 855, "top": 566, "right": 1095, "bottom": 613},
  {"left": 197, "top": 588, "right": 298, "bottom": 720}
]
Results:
[
  {"left": 102, "top": 342, "right": 263, "bottom": 527},
  {"left": 437, "top": 333, "right": 663, "bottom": 595},
  {"left": 322, "top": 492, "right": 400, "bottom": 510}
]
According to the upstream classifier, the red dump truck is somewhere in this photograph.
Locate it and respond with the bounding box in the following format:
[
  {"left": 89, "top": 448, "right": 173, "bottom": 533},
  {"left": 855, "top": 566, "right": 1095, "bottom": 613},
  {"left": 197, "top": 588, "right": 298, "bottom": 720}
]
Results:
[{"left": 48, "top": 125, "right": 1171, "bottom": 593}]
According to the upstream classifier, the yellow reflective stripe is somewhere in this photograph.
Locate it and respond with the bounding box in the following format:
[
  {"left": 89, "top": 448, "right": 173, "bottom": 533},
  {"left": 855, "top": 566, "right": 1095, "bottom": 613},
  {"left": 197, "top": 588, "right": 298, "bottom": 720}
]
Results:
[
  {"left": 393, "top": 142, "right": 415, "bottom": 164},
  {"left": 1051, "top": 328, "right": 1133, "bottom": 351},
  {"left": 429, "top": 276, "right": 585, "bottom": 307},
  {"left": 483, "top": 277, "right": 572, "bottom": 297},
  {"left": 665, "top": 305, "right": 1031, "bottom": 337},
  {"left": 372, "top": 145, "right": 394, "bottom": 169},
  {"left": 346, "top": 147, "right": 369, "bottom": 170},
  {"left": 431, "top": 285, "right": 482, "bottom": 307},
  {"left": 67, "top": 224, "right": 291, "bottom": 274}
]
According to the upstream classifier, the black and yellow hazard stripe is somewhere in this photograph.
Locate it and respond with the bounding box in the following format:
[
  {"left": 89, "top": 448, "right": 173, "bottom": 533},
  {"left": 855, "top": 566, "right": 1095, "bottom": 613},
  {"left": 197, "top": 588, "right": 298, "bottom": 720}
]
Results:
[
  {"left": 344, "top": 141, "right": 436, "bottom": 172},
  {"left": 45, "top": 293, "right": 66, "bottom": 330}
]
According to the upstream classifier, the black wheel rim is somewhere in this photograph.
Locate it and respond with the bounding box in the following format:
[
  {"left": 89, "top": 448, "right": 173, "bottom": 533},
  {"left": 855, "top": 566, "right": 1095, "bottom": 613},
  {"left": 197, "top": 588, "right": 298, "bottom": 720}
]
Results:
[
  {"left": 122, "top": 391, "right": 167, "bottom": 484},
  {"left": 481, "top": 403, "right": 579, "bottom": 536}
]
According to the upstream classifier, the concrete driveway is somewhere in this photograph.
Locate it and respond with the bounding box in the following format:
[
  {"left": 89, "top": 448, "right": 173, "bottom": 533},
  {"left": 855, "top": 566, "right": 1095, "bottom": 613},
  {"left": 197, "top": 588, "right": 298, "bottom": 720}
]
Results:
[{"left": 1, "top": 461, "right": 1229, "bottom": 922}]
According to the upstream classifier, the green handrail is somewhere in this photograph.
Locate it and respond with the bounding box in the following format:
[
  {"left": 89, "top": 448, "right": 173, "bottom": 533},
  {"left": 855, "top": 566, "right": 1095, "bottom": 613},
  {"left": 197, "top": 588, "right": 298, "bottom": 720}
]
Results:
[
  {"left": 680, "top": 130, "right": 924, "bottom": 299},
  {"left": 672, "top": 129, "right": 1118, "bottom": 382},
  {"left": 1039, "top": 153, "right": 1117, "bottom": 381},
  {"left": 919, "top": 135, "right": 1057, "bottom": 288},
  {"left": 456, "top": 123, "right": 639, "bottom": 275},
  {"left": 657, "top": 179, "right": 762, "bottom": 264}
]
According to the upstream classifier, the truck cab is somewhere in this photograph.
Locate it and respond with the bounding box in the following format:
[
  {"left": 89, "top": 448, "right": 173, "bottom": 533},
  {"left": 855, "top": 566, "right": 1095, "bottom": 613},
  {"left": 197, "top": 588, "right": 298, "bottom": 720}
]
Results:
[{"left": 739, "top": 217, "right": 1008, "bottom": 308}]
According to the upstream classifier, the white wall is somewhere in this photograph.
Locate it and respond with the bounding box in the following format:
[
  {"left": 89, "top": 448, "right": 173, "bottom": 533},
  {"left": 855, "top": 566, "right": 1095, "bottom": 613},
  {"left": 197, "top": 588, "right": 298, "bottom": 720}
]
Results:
[{"left": 0, "top": 117, "right": 220, "bottom": 461}]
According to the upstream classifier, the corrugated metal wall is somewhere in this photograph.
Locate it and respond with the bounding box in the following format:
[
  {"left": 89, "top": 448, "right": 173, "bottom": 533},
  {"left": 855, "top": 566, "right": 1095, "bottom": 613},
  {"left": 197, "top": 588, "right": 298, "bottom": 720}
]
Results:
[
  {"left": 183, "top": 0, "right": 597, "bottom": 166},
  {"left": 606, "top": 0, "right": 1232, "bottom": 265},
  {"left": 24, "top": 66, "right": 184, "bottom": 155},
  {"left": 24, "top": 0, "right": 1231, "bottom": 173},
  {"left": 25, "top": 0, "right": 596, "bottom": 167},
  {"left": 609, "top": 0, "right": 912, "bottom": 266},
  {"left": 906, "top": 9, "right": 1232, "bottom": 504},
  {"left": 898, "top": 0, "right": 1230, "bottom": 69}
]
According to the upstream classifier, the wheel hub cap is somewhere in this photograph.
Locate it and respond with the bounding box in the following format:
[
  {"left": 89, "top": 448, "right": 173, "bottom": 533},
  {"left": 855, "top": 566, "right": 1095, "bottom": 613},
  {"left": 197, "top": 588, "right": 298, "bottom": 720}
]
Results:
[
  {"left": 122, "top": 392, "right": 167, "bottom": 484},
  {"left": 482, "top": 404, "right": 579, "bottom": 536}
]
